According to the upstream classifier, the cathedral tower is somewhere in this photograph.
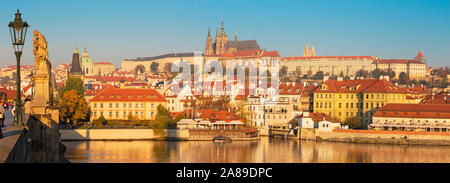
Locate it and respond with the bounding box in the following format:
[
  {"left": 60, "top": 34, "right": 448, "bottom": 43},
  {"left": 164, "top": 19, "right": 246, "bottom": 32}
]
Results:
[
  {"left": 304, "top": 43, "right": 310, "bottom": 57},
  {"left": 214, "top": 18, "right": 228, "bottom": 55},
  {"left": 205, "top": 28, "right": 214, "bottom": 55},
  {"left": 310, "top": 44, "right": 316, "bottom": 57}
]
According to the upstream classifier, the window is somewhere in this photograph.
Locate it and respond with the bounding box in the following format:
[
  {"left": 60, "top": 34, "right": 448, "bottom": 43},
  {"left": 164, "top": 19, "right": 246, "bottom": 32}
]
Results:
[
  {"left": 141, "top": 103, "right": 144, "bottom": 108},
  {"left": 100, "top": 103, "right": 103, "bottom": 108},
  {"left": 138, "top": 95, "right": 142, "bottom": 99},
  {"left": 116, "top": 112, "right": 119, "bottom": 117},
  {"left": 123, "top": 103, "right": 127, "bottom": 108},
  {"left": 109, "top": 103, "right": 112, "bottom": 108},
  {"left": 109, "top": 112, "right": 112, "bottom": 117},
  {"left": 129, "top": 103, "right": 132, "bottom": 108},
  {"left": 135, "top": 103, "right": 138, "bottom": 108},
  {"left": 339, "top": 103, "right": 342, "bottom": 108},
  {"left": 116, "top": 103, "right": 119, "bottom": 108},
  {"left": 94, "top": 103, "right": 97, "bottom": 108}
]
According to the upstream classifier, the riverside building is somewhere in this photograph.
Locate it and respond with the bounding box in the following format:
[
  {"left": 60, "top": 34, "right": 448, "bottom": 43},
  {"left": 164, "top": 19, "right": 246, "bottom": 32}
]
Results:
[
  {"left": 370, "top": 103, "right": 450, "bottom": 132},
  {"left": 313, "top": 79, "right": 417, "bottom": 128},
  {"left": 89, "top": 86, "right": 167, "bottom": 121}
]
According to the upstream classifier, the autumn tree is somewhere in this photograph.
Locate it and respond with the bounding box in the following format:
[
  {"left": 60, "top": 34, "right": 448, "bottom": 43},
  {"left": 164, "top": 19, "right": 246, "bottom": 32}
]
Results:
[{"left": 60, "top": 90, "right": 89, "bottom": 127}]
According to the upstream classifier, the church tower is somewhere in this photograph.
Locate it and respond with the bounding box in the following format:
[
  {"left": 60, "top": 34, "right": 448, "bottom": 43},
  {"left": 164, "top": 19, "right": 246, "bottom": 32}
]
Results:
[
  {"left": 304, "top": 43, "right": 310, "bottom": 57},
  {"left": 214, "top": 18, "right": 228, "bottom": 55},
  {"left": 414, "top": 51, "right": 426, "bottom": 63},
  {"left": 310, "top": 44, "right": 316, "bottom": 57},
  {"left": 205, "top": 28, "right": 214, "bottom": 55}
]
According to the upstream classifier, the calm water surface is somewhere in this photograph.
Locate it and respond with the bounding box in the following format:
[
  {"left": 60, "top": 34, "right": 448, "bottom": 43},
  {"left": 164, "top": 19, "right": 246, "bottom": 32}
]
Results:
[{"left": 64, "top": 138, "right": 450, "bottom": 163}]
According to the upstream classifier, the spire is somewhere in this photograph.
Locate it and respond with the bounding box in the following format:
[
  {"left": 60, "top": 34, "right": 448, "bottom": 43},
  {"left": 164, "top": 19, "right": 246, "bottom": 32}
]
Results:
[
  {"left": 304, "top": 43, "right": 310, "bottom": 57},
  {"left": 74, "top": 43, "right": 79, "bottom": 53},
  {"left": 207, "top": 28, "right": 211, "bottom": 38},
  {"left": 311, "top": 44, "right": 316, "bottom": 57},
  {"left": 82, "top": 44, "right": 89, "bottom": 57},
  {"left": 219, "top": 18, "right": 226, "bottom": 36},
  {"left": 416, "top": 51, "right": 425, "bottom": 58},
  {"left": 234, "top": 29, "right": 237, "bottom": 41}
]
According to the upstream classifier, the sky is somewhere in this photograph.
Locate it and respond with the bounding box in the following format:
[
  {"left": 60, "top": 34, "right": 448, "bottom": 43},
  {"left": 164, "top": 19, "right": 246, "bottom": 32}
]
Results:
[{"left": 0, "top": 0, "right": 449, "bottom": 68}]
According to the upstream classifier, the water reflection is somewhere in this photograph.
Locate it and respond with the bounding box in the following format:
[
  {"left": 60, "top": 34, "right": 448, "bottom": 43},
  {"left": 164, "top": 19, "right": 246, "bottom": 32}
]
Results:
[{"left": 64, "top": 138, "right": 450, "bottom": 163}]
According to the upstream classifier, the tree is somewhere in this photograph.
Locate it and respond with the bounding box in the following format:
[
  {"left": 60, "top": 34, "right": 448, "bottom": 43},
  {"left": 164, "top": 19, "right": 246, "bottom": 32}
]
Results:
[
  {"left": 150, "top": 61, "right": 159, "bottom": 74},
  {"left": 98, "top": 115, "right": 107, "bottom": 126},
  {"left": 370, "top": 68, "right": 383, "bottom": 79},
  {"left": 60, "top": 90, "right": 89, "bottom": 127},
  {"left": 398, "top": 72, "right": 409, "bottom": 85},
  {"left": 61, "top": 77, "right": 85, "bottom": 97},
  {"left": 438, "top": 78, "right": 448, "bottom": 88},
  {"left": 313, "top": 71, "right": 324, "bottom": 80},
  {"left": 345, "top": 116, "right": 362, "bottom": 129},
  {"left": 280, "top": 66, "right": 288, "bottom": 77},
  {"left": 355, "top": 69, "right": 369, "bottom": 78},
  {"left": 150, "top": 105, "right": 172, "bottom": 136}
]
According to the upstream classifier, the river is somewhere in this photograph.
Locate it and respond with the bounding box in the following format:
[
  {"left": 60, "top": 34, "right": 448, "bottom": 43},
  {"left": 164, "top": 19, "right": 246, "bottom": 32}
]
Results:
[{"left": 63, "top": 138, "right": 450, "bottom": 163}]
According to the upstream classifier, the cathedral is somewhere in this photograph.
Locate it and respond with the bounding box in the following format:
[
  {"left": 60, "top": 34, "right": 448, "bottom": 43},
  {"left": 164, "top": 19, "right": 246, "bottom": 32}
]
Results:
[{"left": 205, "top": 19, "right": 261, "bottom": 56}]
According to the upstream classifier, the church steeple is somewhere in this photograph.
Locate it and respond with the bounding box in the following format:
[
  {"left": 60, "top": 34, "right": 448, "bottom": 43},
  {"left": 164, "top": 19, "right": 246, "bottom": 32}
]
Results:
[
  {"left": 82, "top": 44, "right": 88, "bottom": 57},
  {"left": 304, "top": 43, "right": 310, "bottom": 57},
  {"left": 205, "top": 28, "right": 214, "bottom": 55},
  {"left": 234, "top": 29, "right": 237, "bottom": 41},
  {"left": 310, "top": 44, "right": 315, "bottom": 57},
  {"left": 74, "top": 43, "right": 79, "bottom": 53}
]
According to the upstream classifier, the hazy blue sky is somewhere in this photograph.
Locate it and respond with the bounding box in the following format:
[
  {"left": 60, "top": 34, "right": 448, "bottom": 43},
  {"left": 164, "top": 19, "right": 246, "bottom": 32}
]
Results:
[{"left": 0, "top": 0, "right": 449, "bottom": 68}]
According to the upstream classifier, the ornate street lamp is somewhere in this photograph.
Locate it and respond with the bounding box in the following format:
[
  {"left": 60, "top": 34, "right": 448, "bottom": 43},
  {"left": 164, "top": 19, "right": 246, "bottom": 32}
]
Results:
[{"left": 8, "top": 10, "right": 29, "bottom": 126}]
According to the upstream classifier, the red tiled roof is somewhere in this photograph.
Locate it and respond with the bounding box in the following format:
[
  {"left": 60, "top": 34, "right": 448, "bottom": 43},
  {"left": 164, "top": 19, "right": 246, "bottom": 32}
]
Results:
[
  {"left": 314, "top": 79, "right": 406, "bottom": 93},
  {"left": 90, "top": 86, "right": 166, "bottom": 102},
  {"left": 198, "top": 109, "right": 242, "bottom": 122},
  {"left": 282, "top": 56, "right": 376, "bottom": 61},
  {"left": 278, "top": 82, "right": 316, "bottom": 96},
  {"left": 220, "top": 50, "right": 280, "bottom": 58},
  {"left": 298, "top": 112, "right": 331, "bottom": 123},
  {"left": 373, "top": 103, "right": 450, "bottom": 119},
  {"left": 375, "top": 59, "right": 425, "bottom": 64},
  {"left": 416, "top": 51, "right": 425, "bottom": 58},
  {"left": 95, "top": 62, "right": 114, "bottom": 65}
]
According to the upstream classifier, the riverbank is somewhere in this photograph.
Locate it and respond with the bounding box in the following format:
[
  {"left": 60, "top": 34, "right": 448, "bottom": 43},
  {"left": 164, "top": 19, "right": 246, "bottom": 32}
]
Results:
[
  {"left": 299, "top": 128, "right": 450, "bottom": 146},
  {"left": 60, "top": 129, "right": 260, "bottom": 141}
]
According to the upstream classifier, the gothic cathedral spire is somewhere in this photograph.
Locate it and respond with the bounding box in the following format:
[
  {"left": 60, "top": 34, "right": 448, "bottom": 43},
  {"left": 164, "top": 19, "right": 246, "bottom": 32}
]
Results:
[
  {"left": 205, "top": 28, "right": 214, "bottom": 55},
  {"left": 311, "top": 44, "right": 316, "bottom": 57},
  {"left": 304, "top": 43, "right": 310, "bottom": 57}
]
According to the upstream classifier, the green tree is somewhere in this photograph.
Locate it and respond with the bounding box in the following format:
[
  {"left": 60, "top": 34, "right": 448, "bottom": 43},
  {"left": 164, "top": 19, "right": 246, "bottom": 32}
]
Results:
[
  {"left": 151, "top": 105, "right": 172, "bottom": 136},
  {"left": 370, "top": 68, "right": 382, "bottom": 79},
  {"left": 61, "top": 77, "right": 85, "bottom": 97},
  {"left": 398, "top": 72, "right": 409, "bottom": 85},
  {"left": 438, "top": 78, "right": 448, "bottom": 88},
  {"left": 345, "top": 116, "right": 362, "bottom": 129},
  {"left": 355, "top": 69, "right": 369, "bottom": 78},
  {"left": 280, "top": 66, "right": 288, "bottom": 77},
  {"left": 313, "top": 71, "right": 324, "bottom": 80},
  {"left": 98, "top": 115, "right": 107, "bottom": 126},
  {"left": 60, "top": 90, "right": 89, "bottom": 127},
  {"left": 150, "top": 61, "right": 159, "bottom": 74}
]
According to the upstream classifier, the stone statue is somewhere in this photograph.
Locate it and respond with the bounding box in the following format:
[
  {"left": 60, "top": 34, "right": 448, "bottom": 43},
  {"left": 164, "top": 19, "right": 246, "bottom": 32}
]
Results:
[{"left": 33, "top": 30, "right": 50, "bottom": 75}]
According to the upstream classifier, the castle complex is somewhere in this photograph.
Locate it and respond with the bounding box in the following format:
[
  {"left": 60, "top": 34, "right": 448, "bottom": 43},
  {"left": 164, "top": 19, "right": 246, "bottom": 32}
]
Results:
[{"left": 205, "top": 19, "right": 261, "bottom": 56}]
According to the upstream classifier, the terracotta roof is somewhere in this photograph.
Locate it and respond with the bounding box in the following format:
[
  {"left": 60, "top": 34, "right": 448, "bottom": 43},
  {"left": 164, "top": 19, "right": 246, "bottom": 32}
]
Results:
[
  {"left": 282, "top": 56, "right": 376, "bottom": 61},
  {"left": 415, "top": 51, "right": 425, "bottom": 58},
  {"left": 220, "top": 50, "right": 280, "bottom": 58},
  {"left": 314, "top": 79, "right": 406, "bottom": 93},
  {"left": 198, "top": 109, "right": 242, "bottom": 122},
  {"left": 297, "top": 112, "right": 331, "bottom": 123},
  {"left": 95, "top": 62, "right": 113, "bottom": 65},
  {"left": 90, "top": 86, "right": 166, "bottom": 102},
  {"left": 375, "top": 59, "right": 425, "bottom": 64},
  {"left": 278, "top": 82, "right": 316, "bottom": 96},
  {"left": 373, "top": 103, "right": 450, "bottom": 119},
  {"left": 421, "top": 93, "right": 450, "bottom": 104}
]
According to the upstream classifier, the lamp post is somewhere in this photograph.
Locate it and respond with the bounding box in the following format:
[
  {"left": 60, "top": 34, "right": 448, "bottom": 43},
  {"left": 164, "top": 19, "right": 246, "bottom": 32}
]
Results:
[{"left": 8, "top": 10, "right": 29, "bottom": 126}]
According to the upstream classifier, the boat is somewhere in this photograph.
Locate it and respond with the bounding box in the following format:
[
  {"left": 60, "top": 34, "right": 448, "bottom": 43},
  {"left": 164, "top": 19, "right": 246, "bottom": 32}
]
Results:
[{"left": 213, "top": 136, "right": 232, "bottom": 143}]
